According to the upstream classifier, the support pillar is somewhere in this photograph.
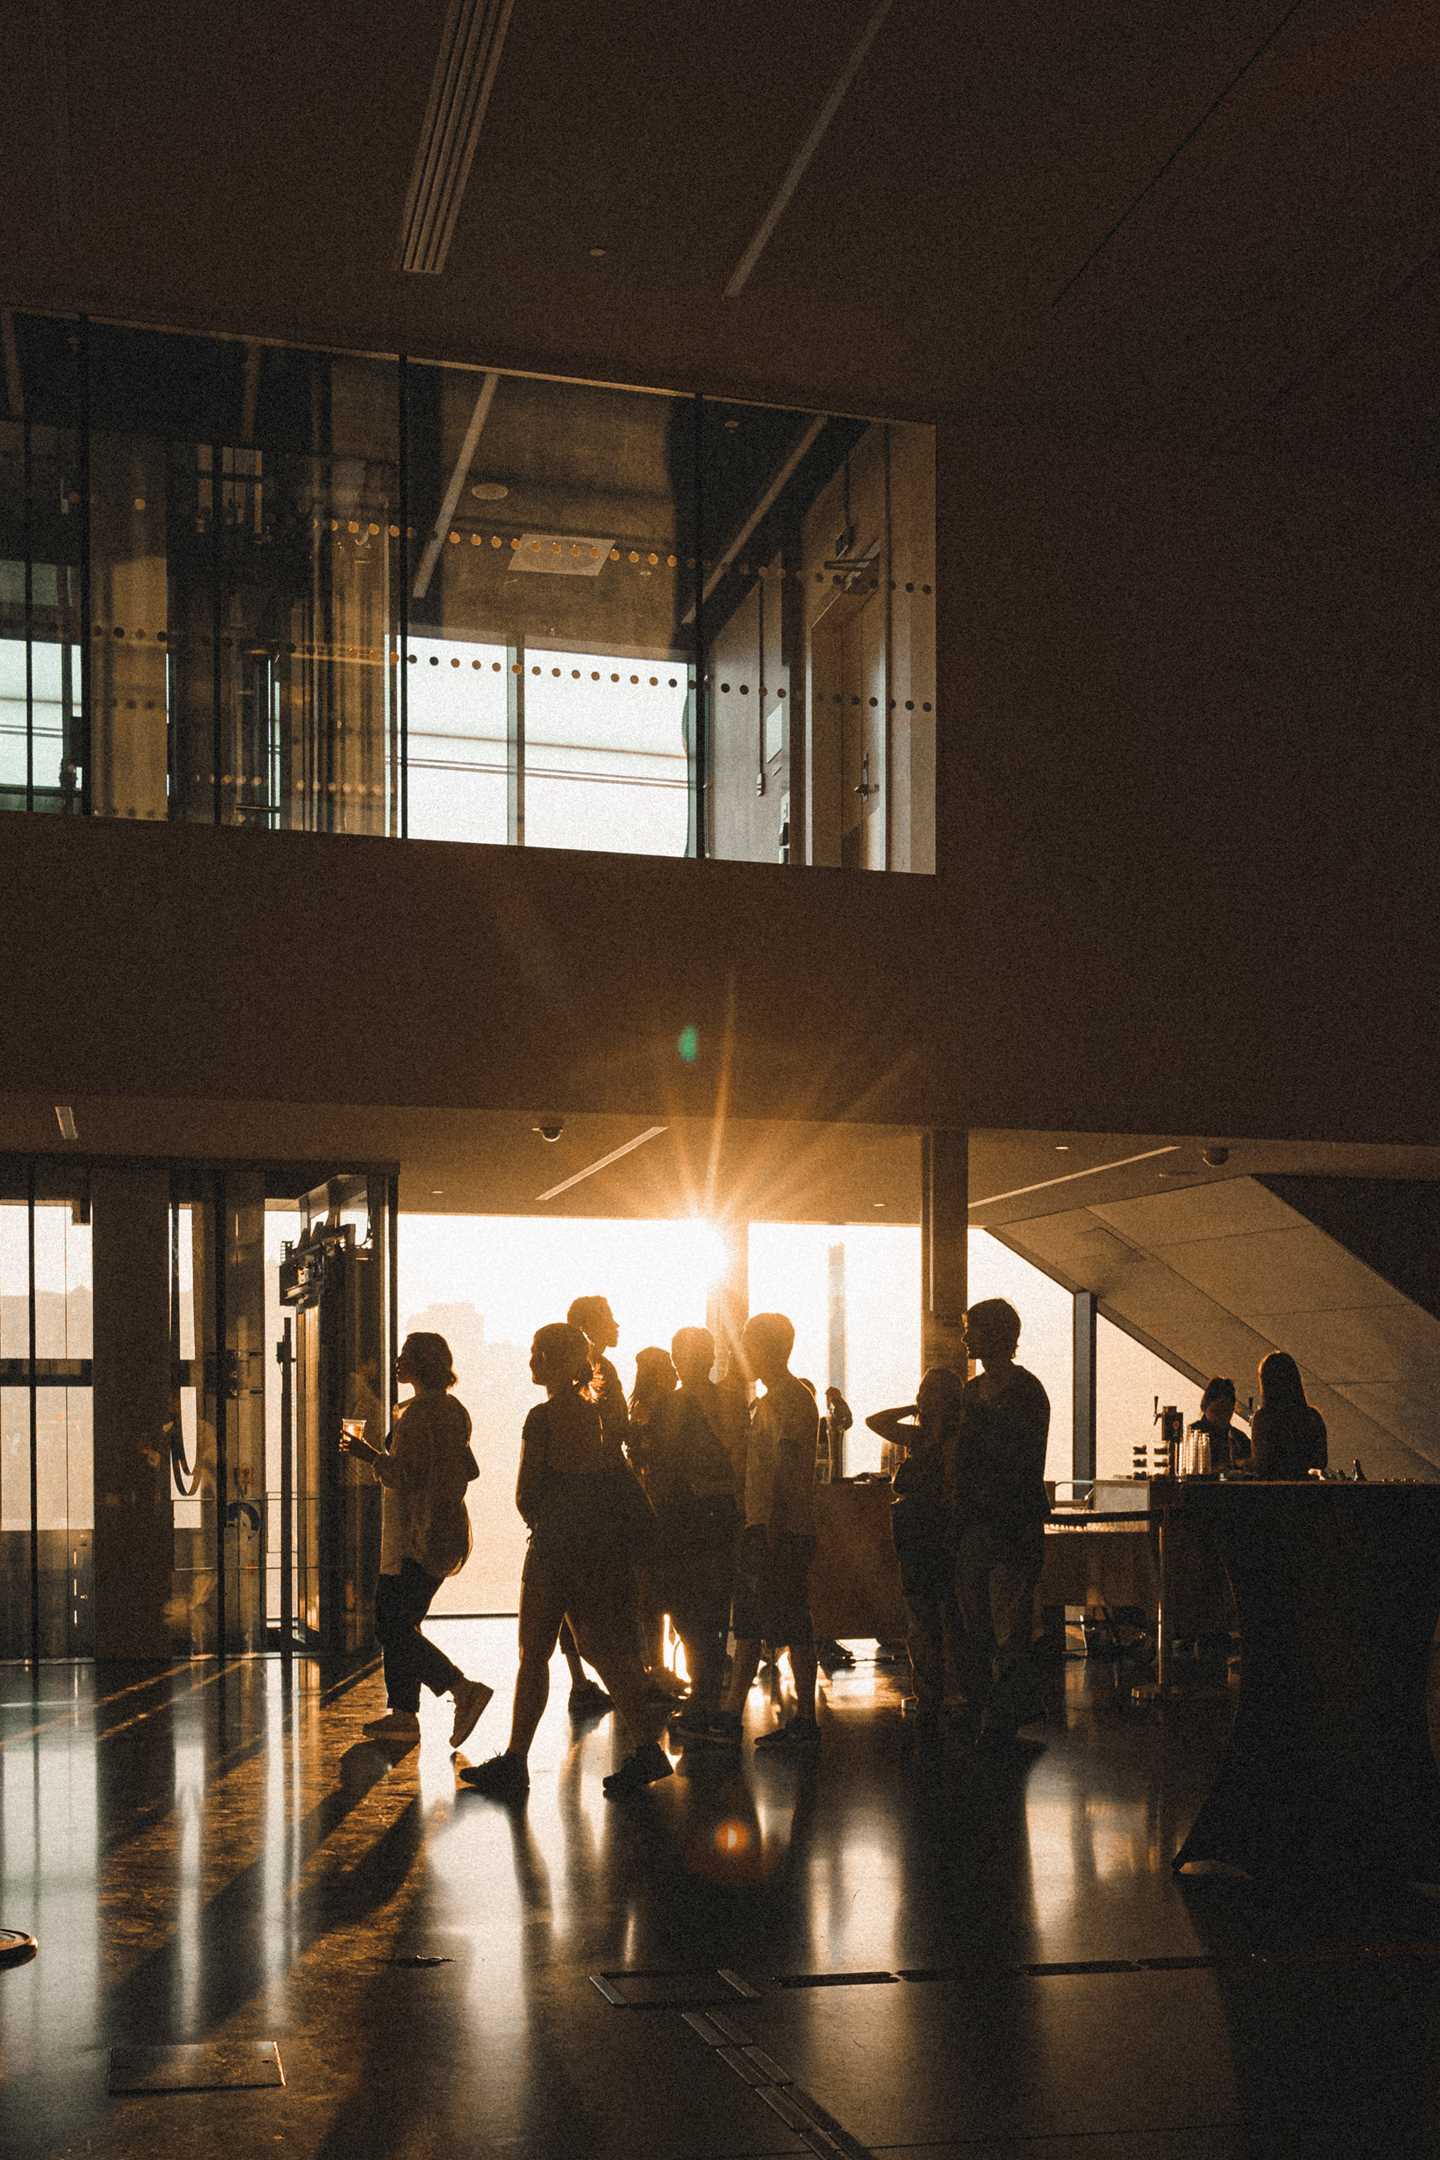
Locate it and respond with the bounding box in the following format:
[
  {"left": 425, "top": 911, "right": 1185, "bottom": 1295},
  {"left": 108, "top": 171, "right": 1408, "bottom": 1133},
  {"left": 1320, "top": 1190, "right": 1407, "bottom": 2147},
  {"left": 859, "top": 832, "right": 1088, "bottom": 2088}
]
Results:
[
  {"left": 1073, "top": 1290, "right": 1097, "bottom": 1484},
  {"left": 91, "top": 1166, "right": 173, "bottom": 1658},
  {"left": 706, "top": 1218, "right": 749, "bottom": 1381},
  {"left": 921, "top": 1129, "right": 968, "bottom": 1374}
]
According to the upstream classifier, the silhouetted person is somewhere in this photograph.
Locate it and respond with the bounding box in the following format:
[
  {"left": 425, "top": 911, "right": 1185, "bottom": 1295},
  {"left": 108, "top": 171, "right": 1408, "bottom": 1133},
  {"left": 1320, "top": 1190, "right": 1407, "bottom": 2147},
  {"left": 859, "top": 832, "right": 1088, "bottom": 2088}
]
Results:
[
  {"left": 703, "top": 1312, "right": 821, "bottom": 1753},
  {"left": 627, "top": 1345, "right": 679, "bottom": 1680},
  {"left": 460, "top": 1322, "right": 673, "bottom": 1800},
  {"left": 822, "top": 1385, "right": 853, "bottom": 1477},
  {"left": 949, "top": 1299, "right": 1050, "bottom": 1741},
  {"left": 567, "top": 1293, "right": 629, "bottom": 1452},
  {"left": 1189, "top": 1375, "right": 1250, "bottom": 1471},
  {"left": 649, "top": 1326, "right": 742, "bottom": 1729},
  {"left": 869, "top": 1364, "right": 967, "bottom": 1737},
  {"left": 340, "top": 1331, "right": 492, "bottom": 1750},
  {"left": 551, "top": 1292, "right": 633, "bottom": 1716},
  {"left": 1249, "top": 1351, "right": 1327, "bottom": 1477}
]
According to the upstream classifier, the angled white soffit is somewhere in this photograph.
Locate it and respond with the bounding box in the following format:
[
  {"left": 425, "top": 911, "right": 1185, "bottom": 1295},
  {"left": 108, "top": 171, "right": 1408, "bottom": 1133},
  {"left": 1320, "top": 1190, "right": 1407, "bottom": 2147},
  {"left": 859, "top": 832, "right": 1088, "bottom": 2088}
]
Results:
[{"left": 397, "top": 0, "right": 519, "bottom": 275}]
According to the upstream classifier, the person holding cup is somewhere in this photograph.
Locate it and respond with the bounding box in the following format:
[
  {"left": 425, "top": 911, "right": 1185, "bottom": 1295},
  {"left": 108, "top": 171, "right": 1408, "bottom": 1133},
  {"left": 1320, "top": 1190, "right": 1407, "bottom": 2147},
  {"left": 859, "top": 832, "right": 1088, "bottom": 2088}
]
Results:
[{"left": 340, "top": 1331, "right": 493, "bottom": 1749}]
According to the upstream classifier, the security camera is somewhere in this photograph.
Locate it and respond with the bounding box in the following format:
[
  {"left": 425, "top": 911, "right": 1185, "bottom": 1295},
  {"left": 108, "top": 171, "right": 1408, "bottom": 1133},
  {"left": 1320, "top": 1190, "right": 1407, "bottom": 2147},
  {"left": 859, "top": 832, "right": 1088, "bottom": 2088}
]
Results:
[
  {"left": 534, "top": 1121, "right": 565, "bottom": 1144},
  {"left": 1201, "top": 1145, "right": 1230, "bottom": 1168}
]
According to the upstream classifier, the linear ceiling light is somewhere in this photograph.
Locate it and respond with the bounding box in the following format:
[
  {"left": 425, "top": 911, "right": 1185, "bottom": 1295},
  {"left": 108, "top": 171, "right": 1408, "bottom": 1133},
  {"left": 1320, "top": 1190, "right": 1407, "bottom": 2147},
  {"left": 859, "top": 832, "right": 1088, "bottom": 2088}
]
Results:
[
  {"left": 535, "top": 1126, "right": 668, "bottom": 1204},
  {"left": 54, "top": 1104, "right": 78, "bottom": 1142},
  {"left": 723, "top": 0, "right": 896, "bottom": 298},
  {"left": 969, "top": 1145, "right": 1180, "bottom": 1210},
  {"left": 396, "top": 0, "right": 518, "bottom": 275}
]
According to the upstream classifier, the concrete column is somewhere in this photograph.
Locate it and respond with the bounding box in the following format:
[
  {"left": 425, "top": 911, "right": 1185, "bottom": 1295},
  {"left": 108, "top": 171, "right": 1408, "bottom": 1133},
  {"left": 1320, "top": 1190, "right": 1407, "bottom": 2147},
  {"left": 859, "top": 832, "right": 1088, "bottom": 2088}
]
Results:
[
  {"left": 91, "top": 1165, "right": 174, "bottom": 1659},
  {"left": 1072, "top": 1290, "right": 1097, "bottom": 1485},
  {"left": 921, "top": 1129, "right": 968, "bottom": 1373},
  {"left": 706, "top": 1218, "right": 749, "bottom": 1381}
]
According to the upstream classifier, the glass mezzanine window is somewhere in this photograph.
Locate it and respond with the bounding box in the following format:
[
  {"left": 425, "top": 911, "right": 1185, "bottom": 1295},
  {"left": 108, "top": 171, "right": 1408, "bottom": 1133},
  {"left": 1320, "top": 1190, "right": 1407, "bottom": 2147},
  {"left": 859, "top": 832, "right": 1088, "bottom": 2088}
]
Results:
[{"left": 0, "top": 314, "right": 935, "bottom": 870}]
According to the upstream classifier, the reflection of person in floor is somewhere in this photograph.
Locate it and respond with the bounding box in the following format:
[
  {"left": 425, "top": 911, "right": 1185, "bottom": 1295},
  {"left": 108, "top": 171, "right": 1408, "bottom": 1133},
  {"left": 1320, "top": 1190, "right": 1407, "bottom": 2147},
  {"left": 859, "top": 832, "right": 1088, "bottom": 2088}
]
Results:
[
  {"left": 868, "top": 1365, "right": 967, "bottom": 1737},
  {"left": 341, "top": 1331, "right": 493, "bottom": 1750},
  {"left": 702, "top": 1313, "right": 822, "bottom": 1755},
  {"left": 949, "top": 1299, "right": 1051, "bottom": 1742},
  {"left": 460, "top": 1322, "right": 672, "bottom": 1801}
]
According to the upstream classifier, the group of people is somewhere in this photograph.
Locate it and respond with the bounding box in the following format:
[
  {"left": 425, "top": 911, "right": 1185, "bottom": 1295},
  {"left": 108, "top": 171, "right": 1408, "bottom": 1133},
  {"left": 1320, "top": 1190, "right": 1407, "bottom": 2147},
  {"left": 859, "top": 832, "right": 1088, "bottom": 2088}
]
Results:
[{"left": 339, "top": 1292, "right": 1330, "bottom": 1800}]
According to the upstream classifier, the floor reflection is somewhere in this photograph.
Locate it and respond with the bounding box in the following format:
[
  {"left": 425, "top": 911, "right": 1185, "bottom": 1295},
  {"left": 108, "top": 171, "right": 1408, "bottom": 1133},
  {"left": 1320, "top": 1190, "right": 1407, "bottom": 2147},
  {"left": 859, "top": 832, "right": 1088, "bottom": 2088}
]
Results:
[{"left": 5, "top": 1630, "right": 1440, "bottom": 2158}]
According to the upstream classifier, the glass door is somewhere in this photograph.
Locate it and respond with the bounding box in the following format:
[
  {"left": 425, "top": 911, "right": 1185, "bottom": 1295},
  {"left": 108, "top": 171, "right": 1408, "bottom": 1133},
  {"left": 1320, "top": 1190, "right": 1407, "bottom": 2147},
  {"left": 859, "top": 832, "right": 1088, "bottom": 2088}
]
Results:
[
  {"left": 0, "top": 1161, "right": 94, "bottom": 1662},
  {"left": 275, "top": 1174, "right": 388, "bottom": 1656}
]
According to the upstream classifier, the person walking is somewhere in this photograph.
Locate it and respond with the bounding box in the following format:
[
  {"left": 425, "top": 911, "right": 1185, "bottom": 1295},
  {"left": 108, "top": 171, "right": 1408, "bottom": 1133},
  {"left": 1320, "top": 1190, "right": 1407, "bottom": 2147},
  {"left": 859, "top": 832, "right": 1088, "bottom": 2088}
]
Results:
[
  {"left": 459, "top": 1323, "right": 673, "bottom": 1801},
  {"left": 948, "top": 1299, "right": 1051, "bottom": 1743},
  {"left": 340, "top": 1331, "right": 492, "bottom": 1749}
]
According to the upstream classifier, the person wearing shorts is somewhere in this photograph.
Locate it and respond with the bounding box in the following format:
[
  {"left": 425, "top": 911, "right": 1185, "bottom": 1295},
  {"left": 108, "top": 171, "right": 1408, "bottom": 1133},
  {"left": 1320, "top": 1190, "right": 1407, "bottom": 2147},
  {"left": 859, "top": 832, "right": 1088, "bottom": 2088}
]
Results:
[{"left": 701, "top": 1312, "right": 820, "bottom": 1755}]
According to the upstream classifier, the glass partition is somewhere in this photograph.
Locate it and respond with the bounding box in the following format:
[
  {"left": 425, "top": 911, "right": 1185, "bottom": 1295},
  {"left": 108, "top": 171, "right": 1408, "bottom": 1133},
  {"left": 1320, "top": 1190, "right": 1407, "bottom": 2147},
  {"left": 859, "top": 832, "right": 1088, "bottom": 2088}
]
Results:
[
  {"left": 0, "top": 1163, "right": 94, "bottom": 1660},
  {"left": 0, "top": 312, "right": 84, "bottom": 814},
  {"left": 0, "top": 310, "right": 935, "bottom": 868}
]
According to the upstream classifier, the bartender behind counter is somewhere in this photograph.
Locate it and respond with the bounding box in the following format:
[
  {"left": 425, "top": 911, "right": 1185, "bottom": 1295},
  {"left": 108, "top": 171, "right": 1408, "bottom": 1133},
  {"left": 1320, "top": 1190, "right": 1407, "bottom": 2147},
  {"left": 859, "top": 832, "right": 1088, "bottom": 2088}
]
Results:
[{"left": 1188, "top": 1376, "right": 1251, "bottom": 1472}]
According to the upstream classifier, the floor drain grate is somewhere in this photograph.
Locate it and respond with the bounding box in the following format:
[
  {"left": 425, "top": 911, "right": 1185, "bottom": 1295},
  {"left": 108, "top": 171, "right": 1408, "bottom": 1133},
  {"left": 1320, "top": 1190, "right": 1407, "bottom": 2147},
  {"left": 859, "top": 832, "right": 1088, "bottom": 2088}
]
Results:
[
  {"left": 590, "top": 1967, "right": 760, "bottom": 2008},
  {"left": 107, "top": 2041, "right": 285, "bottom": 2095},
  {"left": 774, "top": 1969, "right": 898, "bottom": 1988}
]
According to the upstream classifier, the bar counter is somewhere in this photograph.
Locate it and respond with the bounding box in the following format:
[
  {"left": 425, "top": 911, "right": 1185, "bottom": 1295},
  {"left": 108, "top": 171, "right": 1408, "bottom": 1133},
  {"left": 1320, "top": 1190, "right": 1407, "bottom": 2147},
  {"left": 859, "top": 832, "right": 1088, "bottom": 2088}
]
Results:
[{"left": 1168, "top": 1479, "right": 1440, "bottom": 1882}]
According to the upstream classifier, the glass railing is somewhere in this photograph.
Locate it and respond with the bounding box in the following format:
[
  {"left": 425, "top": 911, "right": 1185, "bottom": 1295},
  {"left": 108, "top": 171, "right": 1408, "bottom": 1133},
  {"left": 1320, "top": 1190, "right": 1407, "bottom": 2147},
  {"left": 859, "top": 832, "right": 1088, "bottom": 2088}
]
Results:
[{"left": 0, "top": 314, "right": 935, "bottom": 870}]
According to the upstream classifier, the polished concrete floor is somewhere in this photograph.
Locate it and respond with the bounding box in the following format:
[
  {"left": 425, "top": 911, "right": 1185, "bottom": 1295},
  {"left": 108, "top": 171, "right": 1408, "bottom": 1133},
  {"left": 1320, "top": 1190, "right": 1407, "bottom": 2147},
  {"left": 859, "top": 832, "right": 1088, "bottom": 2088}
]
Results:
[{"left": 4, "top": 1627, "right": 1440, "bottom": 2158}]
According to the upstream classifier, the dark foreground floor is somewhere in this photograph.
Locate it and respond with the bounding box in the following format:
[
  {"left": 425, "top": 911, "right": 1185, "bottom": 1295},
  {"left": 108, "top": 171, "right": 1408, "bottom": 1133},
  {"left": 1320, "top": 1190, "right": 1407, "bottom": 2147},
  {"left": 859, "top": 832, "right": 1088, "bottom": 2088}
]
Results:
[{"left": 4, "top": 1627, "right": 1440, "bottom": 2159}]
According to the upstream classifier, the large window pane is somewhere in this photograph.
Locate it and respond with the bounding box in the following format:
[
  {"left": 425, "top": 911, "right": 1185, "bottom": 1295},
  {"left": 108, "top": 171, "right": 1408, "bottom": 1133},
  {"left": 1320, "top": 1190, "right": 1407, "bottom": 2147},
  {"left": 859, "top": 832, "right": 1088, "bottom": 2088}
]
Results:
[
  {"left": 403, "top": 362, "right": 697, "bottom": 851},
  {"left": 1095, "top": 1317, "right": 1249, "bottom": 1479},
  {"left": 403, "top": 635, "right": 509, "bottom": 845},
  {"left": 523, "top": 649, "right": 689, "bottom": 856},
  {"left": 86, "top": 323, "right": 400, "bottom": 832},
  {"left": 0, "top": 314, "right": 84, "bottom": 813},
  {"left": 702, "top": 405, "right": 935, "bottom": 871}
]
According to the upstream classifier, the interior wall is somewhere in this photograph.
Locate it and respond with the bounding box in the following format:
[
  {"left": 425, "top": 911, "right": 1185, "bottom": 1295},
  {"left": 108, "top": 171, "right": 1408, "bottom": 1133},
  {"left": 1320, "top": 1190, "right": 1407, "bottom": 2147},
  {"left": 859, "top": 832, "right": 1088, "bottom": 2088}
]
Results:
[{"left": 3, "top": 429, "right": 1435, "bottom": 1144}]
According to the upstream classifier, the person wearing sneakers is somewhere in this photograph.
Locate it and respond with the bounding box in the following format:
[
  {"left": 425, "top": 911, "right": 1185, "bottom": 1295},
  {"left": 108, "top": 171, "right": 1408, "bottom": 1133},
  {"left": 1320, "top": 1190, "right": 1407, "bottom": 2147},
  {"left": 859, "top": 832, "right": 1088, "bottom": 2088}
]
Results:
[
  {"left": 339, "top": 1332, "right": 492, "bottom": 1752},
  {"left": 701, "top": 1312, "right": 821, "bottom": 1755},
  {"left": 459, "top": 1322, "right": 673, "bottom": 1802}
]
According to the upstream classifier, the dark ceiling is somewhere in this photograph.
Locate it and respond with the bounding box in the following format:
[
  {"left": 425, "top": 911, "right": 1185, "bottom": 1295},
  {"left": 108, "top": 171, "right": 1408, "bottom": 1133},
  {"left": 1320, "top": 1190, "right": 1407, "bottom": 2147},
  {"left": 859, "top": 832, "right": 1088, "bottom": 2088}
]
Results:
[{"left": 3, "top": 0, "right": 1436, "bottom": 459}]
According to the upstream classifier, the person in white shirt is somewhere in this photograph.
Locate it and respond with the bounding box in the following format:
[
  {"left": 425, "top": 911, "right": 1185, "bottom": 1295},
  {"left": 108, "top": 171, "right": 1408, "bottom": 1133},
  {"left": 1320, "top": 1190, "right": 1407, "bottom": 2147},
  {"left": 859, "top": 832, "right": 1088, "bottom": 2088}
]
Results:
[{"left": 340, "top": 1332, "right": 492, "bottom": 1750}]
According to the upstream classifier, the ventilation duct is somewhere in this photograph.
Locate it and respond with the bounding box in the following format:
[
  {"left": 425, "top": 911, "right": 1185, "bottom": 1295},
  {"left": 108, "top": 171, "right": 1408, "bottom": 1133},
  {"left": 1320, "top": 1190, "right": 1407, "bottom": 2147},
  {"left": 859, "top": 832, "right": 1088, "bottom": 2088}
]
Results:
[{"left": 396, "top": 0, "right": 518, "bottom": 275}]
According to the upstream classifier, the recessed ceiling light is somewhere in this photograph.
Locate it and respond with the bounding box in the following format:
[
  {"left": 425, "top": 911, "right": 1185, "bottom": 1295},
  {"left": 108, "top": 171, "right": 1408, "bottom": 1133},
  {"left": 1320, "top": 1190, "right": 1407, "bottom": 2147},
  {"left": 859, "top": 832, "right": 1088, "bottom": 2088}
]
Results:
[
  {"left": 1054, "top": 1143, "right": 1070, "bottom": 1152},
  {"left": 873, "top": 1201, "right": 886, "bottom": 1209},
  {"left": 470, "top": 480, "right": 509, "bottom": 501},
  {"left": 54, "top": 1105, "right": 78, "bottom": 1141},
  {"left": 429, "top": 1188, "right": 445, "bottom": 1195},
  {"left": 589, "top": 246, "right": 608, "bottom": 258}
]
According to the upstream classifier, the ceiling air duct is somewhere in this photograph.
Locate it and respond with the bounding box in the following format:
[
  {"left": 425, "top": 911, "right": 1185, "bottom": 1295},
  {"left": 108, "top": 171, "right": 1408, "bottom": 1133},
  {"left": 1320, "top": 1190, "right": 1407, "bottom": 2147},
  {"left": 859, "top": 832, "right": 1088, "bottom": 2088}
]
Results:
[{"left": 396, "top": 0, "right": 518, "bottom": 275}]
